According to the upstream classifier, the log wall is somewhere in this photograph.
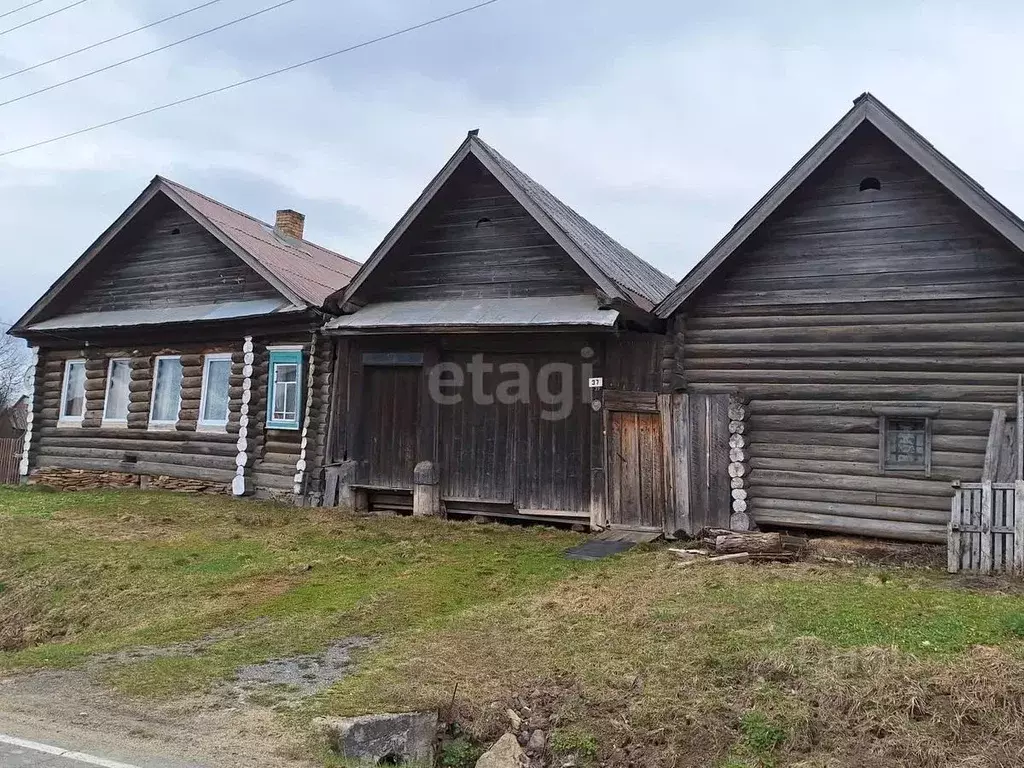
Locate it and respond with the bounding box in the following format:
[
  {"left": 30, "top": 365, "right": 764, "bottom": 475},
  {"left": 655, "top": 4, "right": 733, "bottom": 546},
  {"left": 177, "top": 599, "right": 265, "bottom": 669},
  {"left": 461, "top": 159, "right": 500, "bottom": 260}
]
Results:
[
  {"left": 28, "top": 331, "right": 324, "bottom": 501},
  {"left": 673, "top": 125, "right": 1024, "bottom": 543}
]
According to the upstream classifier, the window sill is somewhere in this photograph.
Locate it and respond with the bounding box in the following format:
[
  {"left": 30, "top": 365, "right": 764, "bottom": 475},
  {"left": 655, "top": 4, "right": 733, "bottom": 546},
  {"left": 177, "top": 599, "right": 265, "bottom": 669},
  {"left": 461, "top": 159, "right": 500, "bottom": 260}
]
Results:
[
  {"left": 57, "top": 419, "right": 83, "bottom": 428},
  {"left": 101, "top": 419, "right": 128, "bottom": 429},
  {"left": 197, "top": 423, "right": 228, "bottom": 433},
  {"left": 147, "top": 423, "right": 177, "bottom": 432},
  {"left": 267, "top": 423, "right": 300, "bottom": 431}
]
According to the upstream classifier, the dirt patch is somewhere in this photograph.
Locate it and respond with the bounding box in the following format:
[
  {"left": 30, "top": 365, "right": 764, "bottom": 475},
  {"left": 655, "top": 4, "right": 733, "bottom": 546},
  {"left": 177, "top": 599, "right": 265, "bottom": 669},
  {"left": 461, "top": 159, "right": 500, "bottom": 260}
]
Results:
[
  {"left": 232, "top": 638, "right": 373, "bottom": 703},
  {"left": 807, "top": 534, "right": 945, "bottom": 569}
]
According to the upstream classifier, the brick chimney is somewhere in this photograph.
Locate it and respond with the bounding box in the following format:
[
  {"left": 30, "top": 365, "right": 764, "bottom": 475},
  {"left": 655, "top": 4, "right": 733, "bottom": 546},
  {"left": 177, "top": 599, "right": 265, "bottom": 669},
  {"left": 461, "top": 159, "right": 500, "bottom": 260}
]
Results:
[{"left": 274, "top": 209, "right": 305, "bottom": 240}]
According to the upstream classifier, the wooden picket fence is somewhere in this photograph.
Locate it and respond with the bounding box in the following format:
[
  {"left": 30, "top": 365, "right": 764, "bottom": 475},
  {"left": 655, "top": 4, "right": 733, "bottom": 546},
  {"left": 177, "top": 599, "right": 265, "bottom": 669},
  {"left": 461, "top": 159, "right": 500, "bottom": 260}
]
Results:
[
  {"left": 0, "top": 437, "right": 22, "bottom": 485},
  {"left": 949, "top": 481, "right": 1024, "bottom": 574}
]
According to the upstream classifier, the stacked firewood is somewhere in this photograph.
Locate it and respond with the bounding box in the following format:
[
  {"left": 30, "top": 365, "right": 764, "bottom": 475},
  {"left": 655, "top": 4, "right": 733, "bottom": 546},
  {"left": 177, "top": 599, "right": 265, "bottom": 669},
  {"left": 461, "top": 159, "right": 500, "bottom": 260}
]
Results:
[{"left": 670, "top": 529, "right": 806, "bottom": 565}]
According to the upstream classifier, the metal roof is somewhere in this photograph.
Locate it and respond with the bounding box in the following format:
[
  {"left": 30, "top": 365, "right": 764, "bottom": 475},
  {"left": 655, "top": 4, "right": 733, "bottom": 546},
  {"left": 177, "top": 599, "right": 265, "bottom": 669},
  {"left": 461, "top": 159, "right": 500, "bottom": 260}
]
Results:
[
  {"left": 472, "top": 137, "right": 677, "bottom": 307},
  {"left": 27, "top": 299, "right": 297, "bottom": 331},
  {"left": 160, "top": 178, "right": 360, "bottom": 307},
  {"left": 324, "top": 295, "right": 619, "bottom": 332}
]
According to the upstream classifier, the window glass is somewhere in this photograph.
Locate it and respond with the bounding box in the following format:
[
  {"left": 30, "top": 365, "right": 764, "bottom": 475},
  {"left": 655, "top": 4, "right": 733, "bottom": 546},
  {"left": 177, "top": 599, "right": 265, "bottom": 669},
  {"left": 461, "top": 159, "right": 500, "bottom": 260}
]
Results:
[
  {"left": 60, "top": 360, "right": 85, "bottom": 419},
  {"left": 151, "top": 357, "right": 183, "bottom": 424},
  {"left": 272, "top": 363, "right": 299, "bottom": 422},
  {"left": 103, "top": 359, "right": 131, "bottom": 421},
  {"left": 885, "top": 416, "right": 927, "bottom": 469},
  {"left": 266, "top": 349, "right": 302, "bottom": 429},
  {"left": 200, "top": 358, "right": 232, "bottom": 425}
]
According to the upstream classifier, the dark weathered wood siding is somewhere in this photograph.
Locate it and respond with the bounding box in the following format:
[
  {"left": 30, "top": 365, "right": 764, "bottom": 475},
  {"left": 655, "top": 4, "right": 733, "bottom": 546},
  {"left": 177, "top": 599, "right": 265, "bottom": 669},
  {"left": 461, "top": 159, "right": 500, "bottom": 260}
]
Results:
[
  {"left": 41, "top": 195, "right": 278, "bottom": 319},
  {"left": 359, "top": 157, "right": 592, "bottom": 302},
  {"left": 329, "top": 335, "right": 596, "bottom": 519},
  {"left": 676, "top": 125, "right": 1024, "bottom": 542}
]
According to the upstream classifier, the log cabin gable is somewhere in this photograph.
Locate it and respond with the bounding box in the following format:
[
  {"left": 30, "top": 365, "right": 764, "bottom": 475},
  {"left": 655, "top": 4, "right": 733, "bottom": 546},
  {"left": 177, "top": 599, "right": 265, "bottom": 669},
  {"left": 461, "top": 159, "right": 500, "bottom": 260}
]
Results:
[
  {"left": 355, "top": 154, "right": 596, "bottom": 304},
  {"left": 657, "top": 92, "right": 1024, "bottom": 316},
  {"left": 337, "top": 133, "right": 675, "bottom": 313},
  {"left": 12, "top": 178, "right": 314, "bottom": 333},
  {"left": 43, "top": 194, "right": 282, "bottom": 319}
]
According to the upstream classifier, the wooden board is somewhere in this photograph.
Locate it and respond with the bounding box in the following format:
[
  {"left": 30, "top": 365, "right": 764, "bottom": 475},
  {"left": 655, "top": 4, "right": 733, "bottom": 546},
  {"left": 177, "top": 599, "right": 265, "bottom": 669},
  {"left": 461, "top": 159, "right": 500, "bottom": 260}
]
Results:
[
  {"left": 440, "top": 353, "right": 517, "bottom": 503},
  {"left": 687, "top": 393, "right": 731, "bottom": 531},
  {"left": 606, "top": 409, "right": 667, "bottom": 529},
  {"left": 361, "top": 365, "right": 420, "bottom": 489}
]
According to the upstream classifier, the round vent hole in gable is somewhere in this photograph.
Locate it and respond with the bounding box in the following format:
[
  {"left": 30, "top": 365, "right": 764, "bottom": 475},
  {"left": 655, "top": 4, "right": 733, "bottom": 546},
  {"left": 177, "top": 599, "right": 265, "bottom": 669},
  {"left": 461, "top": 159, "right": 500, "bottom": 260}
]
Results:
[{"left": 858, "top": 176, "right": 881, "bottom": 192}]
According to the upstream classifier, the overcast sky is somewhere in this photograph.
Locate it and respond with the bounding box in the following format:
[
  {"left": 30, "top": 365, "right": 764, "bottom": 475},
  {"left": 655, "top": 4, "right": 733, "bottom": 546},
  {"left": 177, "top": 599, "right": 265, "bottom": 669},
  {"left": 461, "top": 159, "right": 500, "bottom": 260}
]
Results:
[{"left": 1, "top": 0, "right": 1022, "bottom": 326}]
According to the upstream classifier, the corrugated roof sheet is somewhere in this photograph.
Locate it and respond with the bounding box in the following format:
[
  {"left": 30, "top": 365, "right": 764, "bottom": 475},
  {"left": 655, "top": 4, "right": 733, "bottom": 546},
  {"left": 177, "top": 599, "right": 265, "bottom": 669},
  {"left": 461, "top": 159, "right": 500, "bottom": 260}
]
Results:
[
  {"left": 160, "top": 177, "right": 360, "bottom": 307},
  {"left": 324, "top": 295, "right": 619, "bottom": 331},
  {"left": 28, "top": 299, "right": 297, "bottom": 330},
  {"left": 471, "top": 138, "right": 676, "bottom": 306}
]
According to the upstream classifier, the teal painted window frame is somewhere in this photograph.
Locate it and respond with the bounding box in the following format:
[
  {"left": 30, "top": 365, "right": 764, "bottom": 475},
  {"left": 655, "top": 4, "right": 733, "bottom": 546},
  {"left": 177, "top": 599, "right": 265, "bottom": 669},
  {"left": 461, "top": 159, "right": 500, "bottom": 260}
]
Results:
[{"left": 266, "top": 349, "right": 303, "bottom": 430}]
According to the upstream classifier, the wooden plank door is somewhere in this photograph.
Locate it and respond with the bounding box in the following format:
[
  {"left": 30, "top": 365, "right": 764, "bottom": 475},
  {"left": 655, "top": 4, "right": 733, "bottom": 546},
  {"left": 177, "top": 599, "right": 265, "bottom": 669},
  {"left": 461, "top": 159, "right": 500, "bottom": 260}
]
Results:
[
  {"left": 606, "top": 407, "right": 668, "bottom": 529},
  {"left": 438, "top": 353, "right": 518, "bottom": 503},
  {"left": 362, "top": 366, "right": 421, "bottom": 489},
  {"left": 687, "top": 393, "right": 731, "bottom": 530}
]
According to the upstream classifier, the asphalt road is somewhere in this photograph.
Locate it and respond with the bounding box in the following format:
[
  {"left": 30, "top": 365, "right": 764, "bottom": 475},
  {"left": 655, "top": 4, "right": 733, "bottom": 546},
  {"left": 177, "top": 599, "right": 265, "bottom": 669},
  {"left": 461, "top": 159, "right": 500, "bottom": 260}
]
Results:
[{"left": 0, "top": 733, "right": 206, "bottom": 768}]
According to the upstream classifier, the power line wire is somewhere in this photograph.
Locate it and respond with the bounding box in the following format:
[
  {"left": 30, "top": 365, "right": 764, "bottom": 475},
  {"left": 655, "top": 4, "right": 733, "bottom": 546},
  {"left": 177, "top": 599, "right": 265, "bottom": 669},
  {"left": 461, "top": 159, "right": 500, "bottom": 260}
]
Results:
[
  {"left": 0, "top": 0, "right": 228, "bottom": 83},
  {"left": 0, "top": 0, "right": 504, "bottom": 159},
  {"left": 0, "top": 0, "right": 301, "bottom": 108},
  {"left": 0, "top": 0, "right": 90, "bottom": 36},
  {"left": 0, "top": 0, "right": 46, "bottom": 21}
]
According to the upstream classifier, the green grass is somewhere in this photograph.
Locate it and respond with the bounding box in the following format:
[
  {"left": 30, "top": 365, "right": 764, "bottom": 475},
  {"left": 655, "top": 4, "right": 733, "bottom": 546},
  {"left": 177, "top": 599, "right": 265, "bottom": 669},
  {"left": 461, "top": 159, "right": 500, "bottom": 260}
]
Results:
[
  {"left": 8, "top": 487, "right": 1024, "bottom": 766},
  {"left": 0, "top": 487, "right": 587, "bottom": 694}
]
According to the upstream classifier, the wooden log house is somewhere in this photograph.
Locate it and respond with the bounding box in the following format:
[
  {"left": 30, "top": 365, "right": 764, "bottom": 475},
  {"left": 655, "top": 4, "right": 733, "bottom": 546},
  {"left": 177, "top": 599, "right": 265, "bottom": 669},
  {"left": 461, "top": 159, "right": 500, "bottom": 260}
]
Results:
[
  {"left": 318, "top": 131, "right": 703, "bottom": 530},
  {"left": 9, "top": 177, "right": 358, "bottom": 500},
  {"left": 656, "top": 93, "right": 1024, "bottom": 543}
]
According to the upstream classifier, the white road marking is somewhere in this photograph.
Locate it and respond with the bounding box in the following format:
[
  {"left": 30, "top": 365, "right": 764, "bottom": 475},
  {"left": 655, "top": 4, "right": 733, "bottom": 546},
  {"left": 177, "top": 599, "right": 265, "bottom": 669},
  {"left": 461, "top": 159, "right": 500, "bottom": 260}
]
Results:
[{"left": 0, "top": 732, "right": 143, "bottom": 768}]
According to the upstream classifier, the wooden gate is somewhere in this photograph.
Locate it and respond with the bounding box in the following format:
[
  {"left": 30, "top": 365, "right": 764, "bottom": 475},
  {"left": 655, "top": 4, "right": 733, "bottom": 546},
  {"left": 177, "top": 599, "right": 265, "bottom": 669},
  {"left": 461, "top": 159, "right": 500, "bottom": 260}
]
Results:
[
  {"left": 0, "top": 437, "right": 21, "bottom": 485},
  {"left": 686, "top": 393, "right": 732, "bottom": 531},
  {"left": 604, "top": 392, "right": 669, "bottom": 530},
  {"left": 949, "top": 482, "right": 1024, "bottom": 574}
]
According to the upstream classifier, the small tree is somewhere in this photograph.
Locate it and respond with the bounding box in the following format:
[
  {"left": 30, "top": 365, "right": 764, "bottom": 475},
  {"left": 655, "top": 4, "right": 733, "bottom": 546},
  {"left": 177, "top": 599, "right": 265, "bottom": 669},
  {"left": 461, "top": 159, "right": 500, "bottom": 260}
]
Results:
[{"left": 0, "top": 334, "right": 30, "bottom": 409}]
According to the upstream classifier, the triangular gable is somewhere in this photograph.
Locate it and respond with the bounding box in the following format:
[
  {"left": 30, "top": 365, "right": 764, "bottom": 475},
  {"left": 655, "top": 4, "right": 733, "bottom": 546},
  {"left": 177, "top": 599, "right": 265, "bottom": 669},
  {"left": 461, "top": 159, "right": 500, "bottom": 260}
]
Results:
[
  {"left": 656, "top": 93, "right": 1024, "bottom": 317},
  {"left": 338, "top": 133, "right": 674, "bottom": 312},
  {"left": 12, "top": 178, "right": 318, "bottom": 332}
]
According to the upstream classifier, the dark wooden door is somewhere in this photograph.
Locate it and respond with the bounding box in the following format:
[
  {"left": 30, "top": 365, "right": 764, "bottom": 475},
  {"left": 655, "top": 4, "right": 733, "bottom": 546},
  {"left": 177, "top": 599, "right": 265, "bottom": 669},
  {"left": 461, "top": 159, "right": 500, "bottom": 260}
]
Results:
[
  {"left": 439, "top": 353, "right": 517, "bottom": 503},
  {"left": 606, "top": 406, "right": 668, "bottom": 529},
  {"left": 362, "top": 366, "right": 420, "bottom": 489},
  {"left": 687, "top": 393, "right": 731, "bottom": 530}
]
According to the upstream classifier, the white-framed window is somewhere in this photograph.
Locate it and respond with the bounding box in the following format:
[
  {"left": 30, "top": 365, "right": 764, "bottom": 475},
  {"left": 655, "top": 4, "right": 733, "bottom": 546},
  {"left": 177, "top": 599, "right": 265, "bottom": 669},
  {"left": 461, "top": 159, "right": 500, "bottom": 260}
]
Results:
[
  {"left": 102, "top": 358, "right": 131, "bottom": 425},
  {"left": 149, "top": 355, "right": 183, "bottom": 428},
  {"left": 58, "top": 358, "right": 86, "bottom": 424},
  {"left": 266, "top": 347, "right": 303, "bottom": 430},
  {"left": 198, "top": 353, "right": 232, "bottom": 430}
]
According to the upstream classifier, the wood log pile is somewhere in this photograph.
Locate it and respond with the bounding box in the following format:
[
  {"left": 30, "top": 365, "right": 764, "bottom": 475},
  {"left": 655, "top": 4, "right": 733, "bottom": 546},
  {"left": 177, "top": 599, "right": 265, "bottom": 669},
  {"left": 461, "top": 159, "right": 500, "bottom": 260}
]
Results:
[{"left": 670, "top": 529, "right": 807, "bottom": 565}]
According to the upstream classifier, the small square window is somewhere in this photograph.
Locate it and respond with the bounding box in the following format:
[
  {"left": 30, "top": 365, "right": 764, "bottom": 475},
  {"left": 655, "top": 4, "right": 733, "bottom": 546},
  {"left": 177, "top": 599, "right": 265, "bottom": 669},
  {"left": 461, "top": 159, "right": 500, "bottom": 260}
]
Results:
[{"left": 882, "top": 415, "right": 930, "bottom": 472}]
